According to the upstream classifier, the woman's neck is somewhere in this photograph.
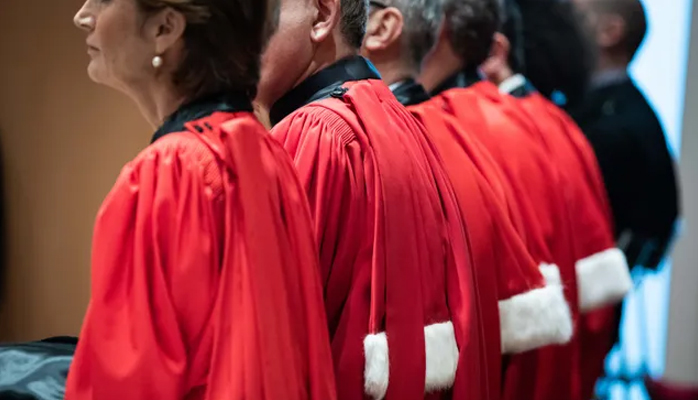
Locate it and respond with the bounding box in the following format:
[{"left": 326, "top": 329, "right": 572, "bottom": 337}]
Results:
[{"left": 128, "top": 82, "right": 187, "bottom": 129}]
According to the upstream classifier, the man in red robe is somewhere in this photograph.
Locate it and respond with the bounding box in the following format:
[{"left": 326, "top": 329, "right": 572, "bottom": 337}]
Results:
[
  {"left": 254, "top": 0, "right": 479, "bottom": 398},
  {"left": 360, "top": 1, "right": 574, "bottom": 399},
  {"left": 479, "top": 1, "right": 633, "bottom": 398},
  {"left": 412, "top": 0, "right": 591, "bottom": 398}
]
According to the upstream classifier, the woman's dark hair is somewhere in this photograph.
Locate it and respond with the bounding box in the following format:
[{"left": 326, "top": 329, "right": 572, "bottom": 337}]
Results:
[{"left": 137, "top": 0, "right": 276, "bottom": 100}]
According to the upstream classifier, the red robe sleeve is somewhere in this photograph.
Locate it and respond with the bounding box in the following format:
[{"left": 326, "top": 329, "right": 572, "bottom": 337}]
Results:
[
  {"left": 542, "top": 98, "right": 630, "bottom": 308},
  {"left": 431, "top": 86, "right": 579, "bottom": 400},
  {"left": 272, "top": 107, "right": 375, "bottom": 400},
  {"left": 518, "top": 95, "right": 631, "bottom": 400},
  {"left": 272, "top": 84, "right": 460, "bottom": 400},
  {"left": 513, "top": 94, "right": 631, "bottom": 312},
  {"left": 271, "top": 106, "right": 367, "bottom": 301},
  {"left": 410, "top": 103, "right": 572, "bottom": 355},
  {"left": 66, "top": 115, "right": 336, "bottom": 400},
  {"left": 65, "top": 135, "right": 223, "bottom": 400}
]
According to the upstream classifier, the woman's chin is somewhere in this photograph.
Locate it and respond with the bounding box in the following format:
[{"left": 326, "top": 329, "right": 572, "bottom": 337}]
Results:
[{"left": 86, "top": 61, "right": 104, "bottom": 84}]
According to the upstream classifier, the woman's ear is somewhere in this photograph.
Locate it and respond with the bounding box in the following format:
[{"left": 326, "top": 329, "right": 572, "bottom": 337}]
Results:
[{"left": 147, "top": 8, "right": 187, "bottom": 56}]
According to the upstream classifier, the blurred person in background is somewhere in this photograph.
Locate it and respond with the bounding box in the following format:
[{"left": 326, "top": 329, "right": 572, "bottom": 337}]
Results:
[{"left": 571, "top": 0, "right": 680, "bottom": 271}]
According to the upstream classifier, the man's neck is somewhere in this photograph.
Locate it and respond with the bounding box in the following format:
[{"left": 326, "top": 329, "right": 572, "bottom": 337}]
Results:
[
  {"left": 297, "top": 44, "right": 357, "bottom": 94},
  {"left": 596, "top": 52, "right": 630, "bottom": 76},
  {"left": 371, "top": 57, "right": 417, "bottom": 86},
  {"left": 593, "top": 52, "right": 630, "bottom": 89},
  {"left": 418, "top": 41, "right": 464, "bottom": 93},
  {"left": 488, "top": 65, "right": 515, "bottom": 87},
  {"left": 258, "top": 36, "right": 357, "bottom": 112}
]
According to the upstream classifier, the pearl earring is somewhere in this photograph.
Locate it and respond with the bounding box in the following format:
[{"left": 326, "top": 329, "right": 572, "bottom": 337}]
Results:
[{"left": 152, "top": 55, "right": 163, "bottom": 69}]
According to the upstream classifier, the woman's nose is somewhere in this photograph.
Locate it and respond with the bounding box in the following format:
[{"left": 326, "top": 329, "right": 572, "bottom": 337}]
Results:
[{"left": 73, "top": 3, "right": 95, "bottom": 31}]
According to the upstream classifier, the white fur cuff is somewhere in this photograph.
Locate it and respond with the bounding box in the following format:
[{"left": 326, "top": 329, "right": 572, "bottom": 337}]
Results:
[
  {"left": 499, "top": 264, "right": 573, "bottom": 354},
  {"left": 577, "top": 248, "right": 633, "bottom": 312},
  {"left": 363, "top": 321, "right": 459, "bottom": 399}
]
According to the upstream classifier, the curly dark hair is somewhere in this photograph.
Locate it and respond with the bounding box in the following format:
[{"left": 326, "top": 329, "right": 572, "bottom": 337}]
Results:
[
  {"left": 442, "top": 0, "right": 500, "bottom": 67},
  {"left": 136, "top": 0, "right": 276, "bottom": 100}
]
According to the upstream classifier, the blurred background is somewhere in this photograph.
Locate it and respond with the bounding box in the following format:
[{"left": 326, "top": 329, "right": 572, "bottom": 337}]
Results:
[
  {"left": 0, "top": 0, "right": 695, "bottom": 399},
  {"left": 0, "top": 0, "right": 148, "bottom": 342},
  {"left": 588, "top": 0, "right": 695, "bottom": 399}
]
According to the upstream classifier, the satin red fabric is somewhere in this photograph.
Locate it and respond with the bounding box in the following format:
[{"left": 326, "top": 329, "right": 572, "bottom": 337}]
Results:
[
  {"left": 272, "top": 80, "right": 479, "bottom": 400},
  {"left": 513, "top": 92, "right": 620, "bottom": 400},
  {"left": 432, "top": 82, "right": 580, "bottom": 400},
  {"left": 65, "top": 112, "right": 336, "bottom": 400},
  {"left": 408, "top": 101, "right": 551, "bottom": 400}
]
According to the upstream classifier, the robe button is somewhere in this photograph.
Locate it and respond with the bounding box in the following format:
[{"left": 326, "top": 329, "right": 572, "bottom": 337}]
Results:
[{"left": 330, "top": 87, "right": 349, "bottom": 98}]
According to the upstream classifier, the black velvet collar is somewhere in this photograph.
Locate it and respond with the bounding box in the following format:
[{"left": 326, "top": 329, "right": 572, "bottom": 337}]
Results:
[
  {"left": 430, "top": 67, "right": 483, "bottom": 96},
  {"left": 269, "top": 56, "right": 381, "bottom": 126},
  {"left": 391, "top": 78, "right": 431, "bottom": 107},
  {"left": 151, "top": 91, "right": 252, "bottom": 143}
]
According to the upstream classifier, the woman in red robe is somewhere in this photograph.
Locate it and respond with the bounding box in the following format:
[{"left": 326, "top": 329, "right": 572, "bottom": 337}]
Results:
[{"left": 63, "top": 0, "right": 337, "bottom": 399}]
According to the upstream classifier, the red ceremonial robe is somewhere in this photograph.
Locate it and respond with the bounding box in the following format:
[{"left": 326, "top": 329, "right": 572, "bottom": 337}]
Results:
[
  {"left": 430, "top": 75, "right": 579, "bottom": 400},
  {"left": 392, "top": 79, "right": 573, "bottom": 400},
  {"left": 500, "top": 76, "right": 632, "bottom": 400},
  {"left": 65, "top": 94, "right": 336, "bottom": 400},
  {"left": 269, "top": 57, "right": 477, "bottom": 400},
  {"left": 410, "top": 102, "right": 574, "bottom": 399}
]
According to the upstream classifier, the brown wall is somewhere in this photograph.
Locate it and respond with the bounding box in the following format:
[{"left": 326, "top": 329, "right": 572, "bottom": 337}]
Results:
[{"left": 0, "top": 0, "right": 149, "bottom": 341}]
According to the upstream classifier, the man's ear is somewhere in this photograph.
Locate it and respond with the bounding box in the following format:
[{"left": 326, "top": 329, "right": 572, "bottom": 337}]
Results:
[
  {"left": 147, "top": 8, "right": 187, "bottom": 57},
  {"left": 480, "top": 32, "right": 510, "bottom": 78},
  {"left": 437, "top": 16, "right": 450, "bottom": 43},
  {"left": 597, "top": 13, "right": 625, "bottom": 49},
  {"left": 311, "top": 0, "right": 341, "bottom": 43},
  {"left": 363, "top": 8, "right": 404, "bottom": 52},
  {"left": 491, "top": 32, "right": 511, "bottom": 65}
]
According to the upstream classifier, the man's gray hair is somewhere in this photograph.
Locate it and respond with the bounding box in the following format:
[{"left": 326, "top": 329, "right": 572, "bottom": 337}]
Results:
[{"left": 387, "top": 0, "right": 444, "bottom": 69}]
